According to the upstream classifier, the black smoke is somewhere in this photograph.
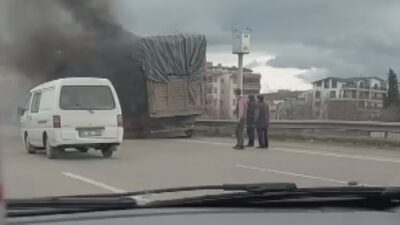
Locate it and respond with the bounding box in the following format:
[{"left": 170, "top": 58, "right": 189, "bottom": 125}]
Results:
[{"left": 0, "top": 0, "right": 147, "bottom": 120}]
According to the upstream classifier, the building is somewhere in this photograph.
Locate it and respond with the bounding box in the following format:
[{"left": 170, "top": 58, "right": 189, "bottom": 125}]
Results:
[
  {"left": 261, "top": 90, "right": 313, "bottom": 120},
  {"left": 204, "top": 70, "right": 231, "bottom": 118},
  {"left": 312, "top": 77, "right": 387, "bottom": 120},
  {"left": 205, "top": 62, "right": 261, "bottom": 118}
]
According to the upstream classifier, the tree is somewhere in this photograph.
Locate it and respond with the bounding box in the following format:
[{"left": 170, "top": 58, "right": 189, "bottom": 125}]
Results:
[{"left": 383, "top": 69, "right": 399, "bottom": 108}]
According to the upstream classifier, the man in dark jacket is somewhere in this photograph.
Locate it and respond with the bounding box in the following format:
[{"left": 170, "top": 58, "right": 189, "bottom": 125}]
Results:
[
  {"left": 246, "top": 95, "right": 256, "bottom": 147},
  {"left": 254, "top": 95, "right": 270, "bottom": 148}
]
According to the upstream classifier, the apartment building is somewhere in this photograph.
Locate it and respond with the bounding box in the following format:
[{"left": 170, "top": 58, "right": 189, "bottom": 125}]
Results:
[
  {"left": 312, "top": 77, "right": 387, "bottom": 120},
  {"left": 205, "top": 62, "right": 261, "bottom": 118},
  {"left": 205, "top": 70, "right": 232, "bottom": 118}
]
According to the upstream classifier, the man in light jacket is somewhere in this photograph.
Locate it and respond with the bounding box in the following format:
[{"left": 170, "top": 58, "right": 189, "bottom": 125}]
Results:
[
  {"left": 233, "top": 88, "right": 248, "bottom": 150},
  {"left": 254, "top": 95, "right": 270, "bottom": 148}
]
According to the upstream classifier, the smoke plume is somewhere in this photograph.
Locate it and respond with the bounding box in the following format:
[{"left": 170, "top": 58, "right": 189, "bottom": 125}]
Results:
[{"left": 0, "top": 0, "right": 146, "bottom": 120}]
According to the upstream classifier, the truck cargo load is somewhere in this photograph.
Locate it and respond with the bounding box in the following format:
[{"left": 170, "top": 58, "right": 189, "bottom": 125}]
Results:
[
  {"left": 140, "top": 35, "right": 206, "bottom": 117},
  {"left": 116, "top": 34, "right": 207, "bottom": 137}
]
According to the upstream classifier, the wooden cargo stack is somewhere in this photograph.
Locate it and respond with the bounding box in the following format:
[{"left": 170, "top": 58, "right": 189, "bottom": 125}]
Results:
[{"left": 123, "top": 34, "right": 207, "bottom": 137}]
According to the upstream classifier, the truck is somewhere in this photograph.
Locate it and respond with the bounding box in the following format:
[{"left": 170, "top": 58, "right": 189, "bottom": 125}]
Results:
[{"left": 116, "top": 34, "right": 207, "bottom": 138}]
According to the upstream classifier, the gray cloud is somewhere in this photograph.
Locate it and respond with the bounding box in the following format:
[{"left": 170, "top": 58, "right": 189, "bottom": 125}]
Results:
[
  {"left": 2, "top": 0, "right": 400, "bottom": 81},
  {"left": 113, "top": 0, "right": 400, "bottom": 79}
]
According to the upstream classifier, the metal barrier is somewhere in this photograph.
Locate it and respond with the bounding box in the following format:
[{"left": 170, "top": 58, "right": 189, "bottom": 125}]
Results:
[
  {"left": 195, "top": 119, "right": 400, "bottom": 140},
  {"left": 196, "top": 119, "right": 400, "bottom": 132}
]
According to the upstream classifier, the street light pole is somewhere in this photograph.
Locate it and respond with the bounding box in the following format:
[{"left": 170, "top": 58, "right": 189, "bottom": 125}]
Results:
[{"left": 237, "top": 53, "right": 244, "bottom": 90}]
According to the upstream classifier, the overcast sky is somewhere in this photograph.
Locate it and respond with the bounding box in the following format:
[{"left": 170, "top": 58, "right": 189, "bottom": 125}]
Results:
[
  {"left": 2, "top": 0, "right": 400, "bottom": 92},
  {"left": 113, "top": 0, "right": 400, "bottom": 92}
]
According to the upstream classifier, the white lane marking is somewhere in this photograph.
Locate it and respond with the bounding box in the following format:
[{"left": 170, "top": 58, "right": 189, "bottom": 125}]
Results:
[
  {"left": 62, "top": 172, "right": 149, "bottom": 204},
  {"left": 273, "top": 147, "right": 400, "bottom": 164},
  {"left": 176, "top": 139, "right": 400, "bottom": 164},
  {"left": 62, "top": 172, "right": 126, "bottom": 193},
  {"left": 236, "top": 164, "right": 375, "bottom": 186},
  {"left": 178, "top": 139, "right": 231, "bottom": 146}
]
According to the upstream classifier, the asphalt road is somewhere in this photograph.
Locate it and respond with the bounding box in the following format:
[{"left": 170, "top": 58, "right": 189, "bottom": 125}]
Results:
[{"left": 2, "top": 135, "right": 400, "bottom": 199}]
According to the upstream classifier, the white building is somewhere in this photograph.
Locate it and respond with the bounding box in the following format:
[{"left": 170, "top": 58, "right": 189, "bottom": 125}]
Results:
[
  {"left": 205, "top": 70, "right": 233, "bottom": 118},
  {"left": 205, "top": 62, "right": 261, "bottom": 118},
  {"left": 312, "top": 77, "right": 387, "bottom": 120}
]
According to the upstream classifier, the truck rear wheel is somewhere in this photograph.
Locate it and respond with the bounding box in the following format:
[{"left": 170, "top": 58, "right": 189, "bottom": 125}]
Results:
[
  {"left": 101, "top": 145, "right": 116, "bottom": 158},
  {"left": 77, "top": 147, "right": 89, "bottom": 153},
  {"left": 185, "top": 130, "right": 194, "bottom": 138}
]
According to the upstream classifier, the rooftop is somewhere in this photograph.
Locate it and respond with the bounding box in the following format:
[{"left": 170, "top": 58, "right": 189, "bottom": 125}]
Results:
[
  {"left": 312, "top": 76, "right": 384, "bottom": 84},
  {"left": 206, "top": 61, "right": 253, "bottom": 72}
]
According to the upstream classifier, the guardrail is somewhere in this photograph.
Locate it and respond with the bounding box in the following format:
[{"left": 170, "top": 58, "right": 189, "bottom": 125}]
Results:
[
  {"left": 195, "top": 119, "right": 400, "bottom": 141},
  {"left": 196, "top": 119, "right": 400, "bottom": 132}
]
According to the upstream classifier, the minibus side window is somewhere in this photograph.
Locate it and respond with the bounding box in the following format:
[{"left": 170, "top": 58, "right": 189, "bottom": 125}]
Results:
[{"left": 30, "top": 92, "right": 42, "bottom": 113}]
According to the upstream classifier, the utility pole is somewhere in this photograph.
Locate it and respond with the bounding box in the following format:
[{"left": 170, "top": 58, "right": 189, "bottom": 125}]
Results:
[
  {"left": 237, "top": 53, "right": 244, "bottom": 91},
  {"left": 232, "top": 28, "right": 251, "bottom": 92}
]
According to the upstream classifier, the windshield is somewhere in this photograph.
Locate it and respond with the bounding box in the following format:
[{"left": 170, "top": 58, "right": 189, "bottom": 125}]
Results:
[
  {"left": 60, "top": 86, "right": 116, "bottom": 110},
  {"left": 1, "top": 0, "right": 400, "bottom": 214}
]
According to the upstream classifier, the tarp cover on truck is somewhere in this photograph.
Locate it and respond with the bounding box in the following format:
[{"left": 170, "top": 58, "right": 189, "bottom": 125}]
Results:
[{"left": 138, "top": 34, "right": 207, "bottom": 99}]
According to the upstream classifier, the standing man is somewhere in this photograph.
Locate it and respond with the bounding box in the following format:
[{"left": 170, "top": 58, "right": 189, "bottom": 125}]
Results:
[
  {"left": 233, "top": 88, "right": 247, "bottom": 150},
  {"left": 254, "top": 95, "right": 270, "bottom": 148},
  {"left": 246, "top": 95, "right": 256, "bottom": 147}
]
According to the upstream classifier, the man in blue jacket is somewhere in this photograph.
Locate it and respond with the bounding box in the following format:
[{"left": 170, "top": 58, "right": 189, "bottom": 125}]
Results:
[
  {"left": 246, "top": 95, "right": 256, "bottom": 147},
  {"left": 254, "top": 95, "right": 270, "bottom": 148}
]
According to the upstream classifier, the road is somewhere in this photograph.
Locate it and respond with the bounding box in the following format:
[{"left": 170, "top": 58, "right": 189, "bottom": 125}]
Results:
[{"left": 2, "top": 136, "right": 400, "bottom": 199}]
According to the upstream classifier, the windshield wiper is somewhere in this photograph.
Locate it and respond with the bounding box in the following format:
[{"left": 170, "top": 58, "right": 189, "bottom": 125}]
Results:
[
  {"left": 6, "top": 183, "right": 295, "bottom": 205},
  {"left": 31, "top": 182, "right": 297, "bottom": 199},
  {"left": 146, "top": 186, "right": 400, "bottom": 210},
  {"left": 6, "top": 183, "right": 296, "bottom": 217},
  {"left": 7, "top": 197, "right": 136, "bottom": 217},
  {"left": 8, "top": 184, "right": 400, "bottom": 217},
  {"left": 74, "top": 103, "right": 94, "bottom": 113}
]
